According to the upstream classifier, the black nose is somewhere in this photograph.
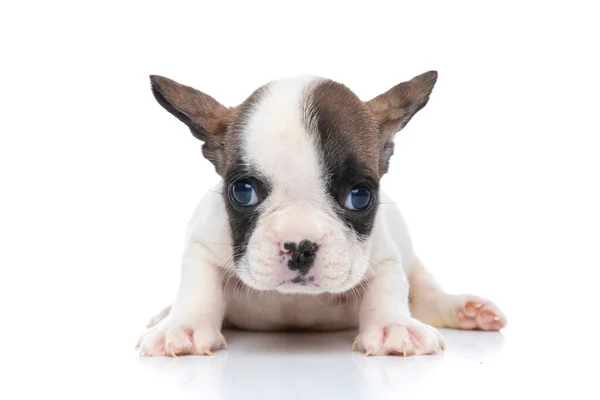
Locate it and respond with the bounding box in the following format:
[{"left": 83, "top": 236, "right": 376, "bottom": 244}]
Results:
[{"left": 284, "top": 240, "right": 319, "bottom": 275}]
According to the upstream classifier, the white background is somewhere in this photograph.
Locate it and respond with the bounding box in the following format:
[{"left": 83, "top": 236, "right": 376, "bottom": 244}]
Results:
[{"left": 1, "top": 1, "right": 599, "bottom": 398}]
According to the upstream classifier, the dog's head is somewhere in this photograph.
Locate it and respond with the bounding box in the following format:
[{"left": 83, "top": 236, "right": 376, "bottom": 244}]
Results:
[{"left": 150, "top": 72, "right": 437, "bottom": 294}]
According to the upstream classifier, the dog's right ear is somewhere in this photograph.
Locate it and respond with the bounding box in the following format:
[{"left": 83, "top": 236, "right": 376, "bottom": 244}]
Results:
[{"left": 150, "top": 75, "right": 233, "bottom": 174}]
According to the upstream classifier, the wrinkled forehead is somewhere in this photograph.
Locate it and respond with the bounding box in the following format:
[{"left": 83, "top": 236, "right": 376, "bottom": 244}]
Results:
[{"left": 230, "top": 76, "right": 380, "bottom": 194}]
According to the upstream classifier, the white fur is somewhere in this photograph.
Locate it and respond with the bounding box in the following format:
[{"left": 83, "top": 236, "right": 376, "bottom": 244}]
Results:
[{"left": 137, "top": 76, "right": 507, "bottom": 357}]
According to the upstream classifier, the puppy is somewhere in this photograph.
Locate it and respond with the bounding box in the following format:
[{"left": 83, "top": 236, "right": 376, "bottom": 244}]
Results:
[{"left": 136, "top": 71, "right": 506, "bottom": 357}]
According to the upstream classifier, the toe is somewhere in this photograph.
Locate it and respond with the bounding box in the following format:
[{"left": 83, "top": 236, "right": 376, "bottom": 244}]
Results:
[
  {"left": 476, "top": 305, "right": 507, "bottom": 331},
  {"left": 383, "top": 325, "right": 412, "bottom": 356},
  {"left": 355, "top": 327, "right": 385, "bottom": 356},
  {"left": 165, "top": 327, "right": 194, "bottom": 356},
  {"left": 464, "top": 300, "right": 484, "bottom": 317},
  {"left": 456, "top": 310, "right": 479, "bottom": 329},
  {"left": 191, "top": 328, "right": 227, "bottom": 356},
  {"left": 407, "top": 323, "right": 444, "bottom": 355},
  {"left": 139, "top": 334, "right": 166, "bottom": 356}
]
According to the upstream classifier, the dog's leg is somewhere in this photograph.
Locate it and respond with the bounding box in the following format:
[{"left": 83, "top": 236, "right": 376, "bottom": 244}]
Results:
[
  {"left": 136, "top": 243, "right": 227, "bottom": 357},
  {"left": 353, "top": 258, "right": 445, "bottom": 356},
  {"left": 408, "top": 259, "right": 507, "bottom": 331}
]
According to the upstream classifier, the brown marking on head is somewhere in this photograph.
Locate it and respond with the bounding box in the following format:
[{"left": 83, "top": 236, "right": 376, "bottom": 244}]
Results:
[
  {"left": 303, "top": 80, "right": 381, "bottom": 178},
  {"left": 299, "top": 71, "right": 437, "bottom": 180}
]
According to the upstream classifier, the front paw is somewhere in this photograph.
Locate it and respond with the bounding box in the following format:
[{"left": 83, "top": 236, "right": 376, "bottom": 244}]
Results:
[
  {"left": 354, "top": 318, "right": 445, "bottom": 357},
  {"left": 136, "top": 317, "right": 226, "bottom": 357}
]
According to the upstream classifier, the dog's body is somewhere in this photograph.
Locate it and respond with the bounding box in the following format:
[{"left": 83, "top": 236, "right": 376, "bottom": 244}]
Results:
[
  {"left": 137, "top": 72, "right": 506, "bottom": 357},
  {"left": 149, "top": 187, "right": 416, "bottom": 333}
]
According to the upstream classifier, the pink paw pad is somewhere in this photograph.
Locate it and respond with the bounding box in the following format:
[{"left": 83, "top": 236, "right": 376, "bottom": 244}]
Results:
[{"left": 456, "top": 298, "right": 506, "bottom": 331}]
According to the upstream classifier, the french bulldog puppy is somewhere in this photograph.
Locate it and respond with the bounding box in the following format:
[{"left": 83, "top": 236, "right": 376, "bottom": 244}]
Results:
[{"left": 136, "top": 71, "right": 506, "bottom": 357}]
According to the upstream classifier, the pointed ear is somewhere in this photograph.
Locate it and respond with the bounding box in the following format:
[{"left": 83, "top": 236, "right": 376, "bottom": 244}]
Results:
[
  {"left": 366, "top": 71, "right": 437, "bottom": 175},
  {"left": 150, "top": 75, "right": 233, "bottom": 173}
]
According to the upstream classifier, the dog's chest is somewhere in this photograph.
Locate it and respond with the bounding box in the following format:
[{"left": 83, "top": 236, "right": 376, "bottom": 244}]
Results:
[{"left": 222, "top": 278, "right": 360, "bottom": 331}]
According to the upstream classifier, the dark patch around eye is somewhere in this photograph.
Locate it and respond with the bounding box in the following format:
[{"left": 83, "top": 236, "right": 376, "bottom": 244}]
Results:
[
  {"left": 222, "top": 162, "right": 271, "bottom": 262},
  {"left": 327, "top": 156, "right": 380, "bottom": 238}
]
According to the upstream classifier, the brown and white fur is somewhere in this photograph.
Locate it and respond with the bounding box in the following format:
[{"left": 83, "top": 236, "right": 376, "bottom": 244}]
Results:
[{"left": 136, "top": 71, "right": 506, "bottom": 357}]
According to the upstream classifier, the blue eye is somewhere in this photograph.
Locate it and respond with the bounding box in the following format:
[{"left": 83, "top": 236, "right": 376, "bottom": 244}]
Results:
[
  {"left": 344, "top": 187, "right": 373, "bottom": 210},
  {"left": 230, "top": 181, "right": 259, "bottom": 206}
]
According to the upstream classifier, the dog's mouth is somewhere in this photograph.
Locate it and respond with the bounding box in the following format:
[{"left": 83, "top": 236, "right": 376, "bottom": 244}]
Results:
[
  {"left": 283, "top": 275, "right": 319, "bottom": 287},
  {"left": 274, "top": 275, "right": 324, "bottom": 294}
]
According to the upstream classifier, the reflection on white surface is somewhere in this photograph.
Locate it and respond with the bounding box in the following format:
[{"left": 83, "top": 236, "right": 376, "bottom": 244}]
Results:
[
  {"left": 137, "top": 329, "right": 485, "bottom": 399},
  {"left": 43, "top": 327, "right": 581, "bottom": 400}
]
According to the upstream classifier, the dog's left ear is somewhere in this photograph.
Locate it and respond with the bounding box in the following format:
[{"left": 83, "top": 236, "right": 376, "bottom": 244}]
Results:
[{"left": 366, "top": 71, "right": 437, "bottom": 175}]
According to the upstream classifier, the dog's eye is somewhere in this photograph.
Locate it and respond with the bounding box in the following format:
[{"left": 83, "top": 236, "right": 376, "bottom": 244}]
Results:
[
  {"left": 230, "top": 180, "right": 259, "bottom": 206},
  {"left": 344, "top": 187, "right": 373, "bottom": 211}
]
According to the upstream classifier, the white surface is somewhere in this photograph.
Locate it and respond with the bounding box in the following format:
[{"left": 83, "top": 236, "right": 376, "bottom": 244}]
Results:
[
  {"left": 1, "top": 1, "right": 599, "bottom": 399},
  {"left": 129, "top": 329, "right": 599, "bottom": 399},
  {"left": 8, "top": 327, "right": 598, "bottom": 399}
]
